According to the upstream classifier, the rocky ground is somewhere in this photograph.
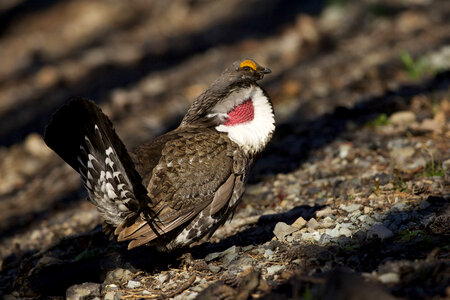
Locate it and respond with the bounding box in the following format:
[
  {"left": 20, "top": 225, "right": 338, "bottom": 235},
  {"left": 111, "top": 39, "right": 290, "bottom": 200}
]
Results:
[{"left": 0, "top": 0, "right": 449, "bottom": 299}]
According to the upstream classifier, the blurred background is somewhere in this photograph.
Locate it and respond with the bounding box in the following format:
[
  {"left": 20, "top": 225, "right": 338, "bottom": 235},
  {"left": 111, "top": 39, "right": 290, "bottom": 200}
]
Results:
[{"left": 0, "top": 0, "right": 449, "bottom": 296}]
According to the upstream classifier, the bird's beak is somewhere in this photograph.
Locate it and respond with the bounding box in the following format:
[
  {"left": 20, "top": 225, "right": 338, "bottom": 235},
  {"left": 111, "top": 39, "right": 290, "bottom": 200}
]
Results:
[{"left": 262, "top": 67, "right": 271, "bottom": 74}]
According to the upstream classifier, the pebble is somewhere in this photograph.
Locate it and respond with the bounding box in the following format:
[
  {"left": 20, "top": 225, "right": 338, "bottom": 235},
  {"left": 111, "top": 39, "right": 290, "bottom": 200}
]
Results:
[
  {"left": 316, "top": 206, "right": 333, "bottom": 218},
  {"left": 367, "top": 224, "right": 394, "bottom": 240},
  {"left": 392, "top": 203, "right": 407, "bottom": 211},
  {"left": 264, "top": 249, "right": 275, "bottom": 258},
  {"left": 340, "top": 203, "right": 361, "bottom": 213},
  {"left": 353, "top": 230, "right": 367, "bottom": 241},
  {"left": 104, "top": 268, "right": 134, "bottom": 284},
  {"left": 442, "top": 158, "right": 450, "bottom": 171},
  {"left": 292, "top": 216, "right": 307, "bottom": 229},
  {"left": 339, "top": 227, "right": 352, "bottom": 237},
  {"left": 127, "top": 280, "right": 141, "bottom": 289},
  {"left": 208, "top": 265, "right": 221, "bottom": 273},
  {"left": 301, "top": 232, "right": 321, "bottom": 242},
  {"left": 156, "top": 273, "right": 169, "bottom": 284},
  {"left": 223, "top": 252, "right": 239, "bottom": 266},
  {"left": 318, "top": 233, "right": 333, "bottom": 245},
  {"left": 378, "top": 273, "right": 400, "bottom": 284},
  {"left": 266, "top": 265, "right": 285, "bottom": 276},
  {"left": 307, "top": 218, "right": 319, "bottom": 230},
  {"left": 205, "top": 246, "right": 237, "bottom": 262},
  {"left": 66, "top": 283, "right": 101, "bottom": 300},
  {"left": 104, "top": 290, "right": 122, "bottom": 300},
  {"left": 329, "top": 227, "right": 340, "bottom": 238},
  {"left": 273, "top": 222, "right": 298, "bottom": 241},
  {"left": 389, "top": 111, "right": 416, "bottom": 126}
]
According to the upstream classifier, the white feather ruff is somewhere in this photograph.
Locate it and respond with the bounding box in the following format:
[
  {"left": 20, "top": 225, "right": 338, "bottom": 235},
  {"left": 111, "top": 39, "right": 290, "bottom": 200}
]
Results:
[{"left": 214, "top": 86, "right": 275, "bottom": 154}]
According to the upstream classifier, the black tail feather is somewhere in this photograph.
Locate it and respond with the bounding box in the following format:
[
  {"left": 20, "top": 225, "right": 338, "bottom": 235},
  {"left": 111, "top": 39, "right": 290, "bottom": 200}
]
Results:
[{"left": 44, "top": 98, "right": 149, "bottom": 226}]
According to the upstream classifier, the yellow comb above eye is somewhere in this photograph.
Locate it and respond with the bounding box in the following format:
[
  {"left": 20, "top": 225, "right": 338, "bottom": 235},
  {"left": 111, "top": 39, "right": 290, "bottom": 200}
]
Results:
[{"left": 240, "top": 59, "right": 257, "bottom": 71}]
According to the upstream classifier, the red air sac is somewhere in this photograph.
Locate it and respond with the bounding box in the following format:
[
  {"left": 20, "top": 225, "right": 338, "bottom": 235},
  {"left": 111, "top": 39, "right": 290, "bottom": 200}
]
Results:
[{"left": 224, "top": 99, "right": 254, "bottom": 126}]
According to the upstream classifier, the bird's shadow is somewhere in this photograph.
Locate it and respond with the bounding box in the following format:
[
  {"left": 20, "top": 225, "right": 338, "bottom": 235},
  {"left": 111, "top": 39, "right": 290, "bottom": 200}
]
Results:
[{"left": 6, "top": 204, "right": 321, "bottom": 296}]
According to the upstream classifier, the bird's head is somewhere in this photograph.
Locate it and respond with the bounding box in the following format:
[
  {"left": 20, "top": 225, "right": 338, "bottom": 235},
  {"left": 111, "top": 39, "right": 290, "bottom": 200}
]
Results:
[{"left": 182, "top": 59, "right": 275, "bottom": 154}]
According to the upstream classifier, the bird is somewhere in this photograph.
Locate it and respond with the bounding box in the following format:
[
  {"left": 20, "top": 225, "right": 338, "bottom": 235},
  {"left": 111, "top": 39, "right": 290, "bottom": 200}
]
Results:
[{"left": 44, "top": 59, "right": 275, "bottom": 251}]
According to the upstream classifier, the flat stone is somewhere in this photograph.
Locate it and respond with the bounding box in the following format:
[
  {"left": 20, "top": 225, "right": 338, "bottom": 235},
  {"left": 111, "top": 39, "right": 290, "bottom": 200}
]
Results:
[
  {"left": 126, "top": 280, "right": 141, "bottom": 289},
  {"left": 222, "top": 252, "right": 239, "bottom": 266},
  {"left": 156, "top": 273, "right": 169, "bottom": 284},
  {"left": 205, "top": 245, "right": 237, "bottom": 262},
  {"left": 104, "top": 291, "right": 122, "bottom": 300},
  {"left": 307, "top": 218, "right": 319, "bottom": 230},
  {"left": 273, "top": 222, "right": 298, "bottom": 241},
  {"left": 358, "top": 215, "right": 376, "bottom": 225},
  {"left": 316, "top": 206, "right": 332, "bottom": 218},
  {"left": 208, "top": 265, "right": 221, "bottom": 273},
  {"left": 205, "top": 252, "right": 221, "bottom": 262},
  {"left": 329, "top": 227, "right": 340, "bottom": 238},
  {"left": 340, "top": 203, "right": 361, "bottom": 213},
  {"left": 378, "top": 272, "right": 400, "bottom": 284},
  {"left": 389, "top": 111, "right": 416, "bottom": 126},
  {"left": 339, "top": 227, "right": 352, "bottom": 237},
  {"left": 264, "top": 249, "right": 274, "bottom": 258},
  {"left": 266, "top": 265, "right": 285, "bottom": 276},
  {"left": 367, "top": 224, "right": 394, "bottom": 240},
  {"left": 292, "top": 216, "right": 307, "bottom": 229},
  {"left": 318, "top": 233, "right": 333, "bottom": 245},
  {"left": 104, "top": 268, "right": 133, "bottom": 284},
  {"left": 66, "top": 283, "right": 101, "bottom": 300}
]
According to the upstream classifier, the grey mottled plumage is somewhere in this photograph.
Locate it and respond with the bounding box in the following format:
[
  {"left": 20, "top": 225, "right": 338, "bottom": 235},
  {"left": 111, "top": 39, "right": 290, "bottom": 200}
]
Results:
[{"left": 44, "top": 59, "right": 274, "bottom": 251}]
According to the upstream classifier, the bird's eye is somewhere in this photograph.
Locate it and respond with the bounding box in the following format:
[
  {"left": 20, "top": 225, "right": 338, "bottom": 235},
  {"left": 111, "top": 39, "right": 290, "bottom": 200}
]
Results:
[{"left": 242, "top": 66, "right": 251, "bottom": 72}]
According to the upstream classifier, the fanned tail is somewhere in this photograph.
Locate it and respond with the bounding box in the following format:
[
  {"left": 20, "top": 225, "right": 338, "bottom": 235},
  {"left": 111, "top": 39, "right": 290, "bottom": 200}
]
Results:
[{"left": 44, "top": 98, "right": 149, "bottom": 227}]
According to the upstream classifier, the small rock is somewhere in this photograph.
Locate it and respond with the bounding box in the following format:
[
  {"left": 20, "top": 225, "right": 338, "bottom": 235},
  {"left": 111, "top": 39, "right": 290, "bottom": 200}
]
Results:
[
  {"left": 353, "top": 230, "right": 367, "bottom": 241},
  {"left": 307, "top": 218, "right": 319, "bottom": 230},
  {"left": 242, "top": 245, "right": 254, "bottom": 252},
  {"left": 292, "top": 216, "right": 307, "bottom": 228},
  {"left": 104, "top": 268, "right": 134, "bottom": 284},
  {"left": 301, "top": 232, "right": 321, "bottom": 242},
  {"left": 442, "top": 158, "right": 450, "bottom": 171},
  {"left": 392, "top": 203, "right": 407, "bottom": 211},
  {"left": 264, "top": 249, "right": 274, "bottom": 258},
  {"left": 127, "top": 280, "right": 141, "bottom": 289},
  {"left": 389, "top": 111, "right": 416, "bottom": 126},
  {"left": 104, "top": 290, "right": 122, "bottom": 300},
  {"left": 208, "top": 265, "right": 221, "bottom": 273},
  {"left": 367, "top": 224, "right": 394, "bottom": 240},
  {"left": 420, "top": 118, "right": 443, "bottom": 133},
  {"left": 273, "top": 222, "right": 298, "bottom": 241},
  {"left": 318, "top": 233, "right": 333, "bottom": 245},
  {"left": 205, "top": 252, "right": 221, "bottom": 262},
  {"left": 316, "top": 206, "right": 332, "bottom": 218},
  {"left": 156, "top": 273, "right": 169, "bottom": 284},
  {"left": 339, "top": 227, "right": 352, "bottom": 237},
  {"left": 390, "top": 146, "right": 415, "bottom": 160},
  {"left": 378, "top": 273, "right": 400, "bottom": 284},
  {"left": 363, "top": 206, "right": 373, "bottom": 214},
  {"left": 329, "top": 227, "right": 340, "bottom": 238},
  {"left": 338, "top": 144, "right": 351, "bottom": 159},
  {"left": 223, "top": 252, "right": 239, "bottom": 266},
  {"left": 358, "top": 215, "right": 376, "bottom": 225},
  {"left": 205, "top": 246, "right": 237, "bottom": 262},
  {"left": 340, "top": 203, "right": 361, "bottom": 213},
  {"left": 266, "top": 265, "right": 285, "bottom": 276},
  {"left": 66, "top": 283, "right": 101, "bottom": 300}
]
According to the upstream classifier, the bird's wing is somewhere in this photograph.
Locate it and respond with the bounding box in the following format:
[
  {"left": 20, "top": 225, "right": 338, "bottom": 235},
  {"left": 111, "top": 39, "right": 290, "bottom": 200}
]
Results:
[{"left": 116, "top": 130, "right": 239, "bottom": 249}]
